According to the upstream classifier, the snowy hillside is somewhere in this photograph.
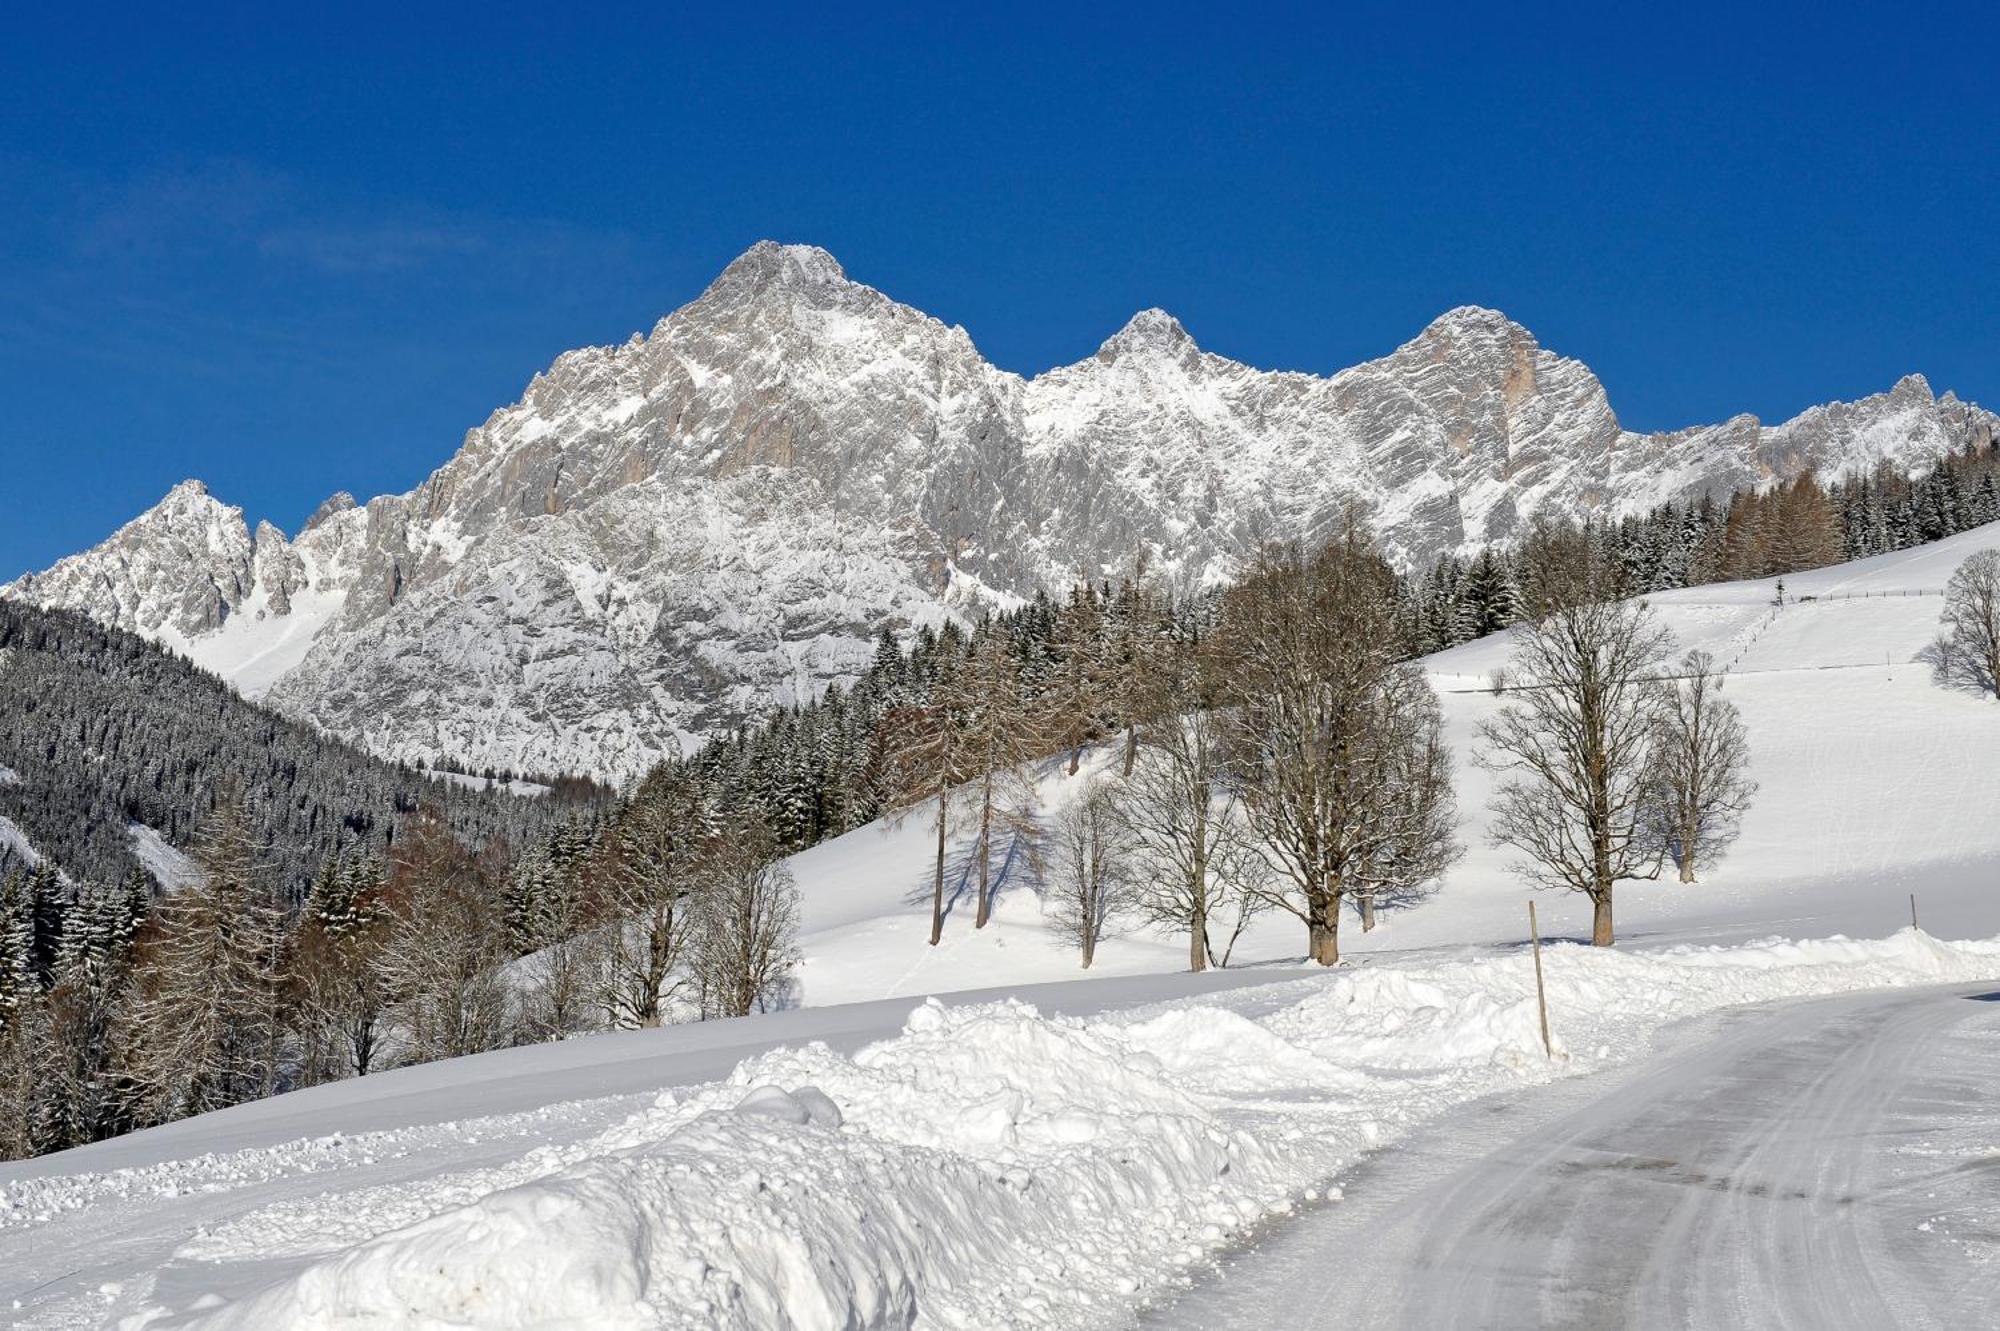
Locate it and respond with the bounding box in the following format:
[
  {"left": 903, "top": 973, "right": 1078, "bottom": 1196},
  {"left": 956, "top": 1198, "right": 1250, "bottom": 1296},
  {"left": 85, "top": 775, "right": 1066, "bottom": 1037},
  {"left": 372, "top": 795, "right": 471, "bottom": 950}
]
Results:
[
  {"left": 9, "top": 243, "right": 1994, "bottom": 780},
  {"left": 776, "top": 520, "right": 2000, "bottom": 1006},
  {"left": 3, "top": 527, "right": 1998, "bottom": 1329}
]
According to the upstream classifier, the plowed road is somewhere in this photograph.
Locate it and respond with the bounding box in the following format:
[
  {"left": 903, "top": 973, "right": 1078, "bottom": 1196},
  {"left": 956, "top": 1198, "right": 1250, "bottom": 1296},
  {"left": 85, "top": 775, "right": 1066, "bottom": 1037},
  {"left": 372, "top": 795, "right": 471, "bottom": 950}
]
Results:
[{"left": 1147, "top": 982, "right": 2000, "bottom": 1329}]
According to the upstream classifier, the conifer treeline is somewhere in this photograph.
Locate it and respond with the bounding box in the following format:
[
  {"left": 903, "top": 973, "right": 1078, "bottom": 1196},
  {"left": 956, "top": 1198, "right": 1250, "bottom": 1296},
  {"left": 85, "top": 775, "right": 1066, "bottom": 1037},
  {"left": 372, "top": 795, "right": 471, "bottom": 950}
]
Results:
[
  {"left": 0, "top": 600, "right": 589, "bottom": 895},
  {"left": 1407, "top": 443, "right": 1998, "bottom": 654}
]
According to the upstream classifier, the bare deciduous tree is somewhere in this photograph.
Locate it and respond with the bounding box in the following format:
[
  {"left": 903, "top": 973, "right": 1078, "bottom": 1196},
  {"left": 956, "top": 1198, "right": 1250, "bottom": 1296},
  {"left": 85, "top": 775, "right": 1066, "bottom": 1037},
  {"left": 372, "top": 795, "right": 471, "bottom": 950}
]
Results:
[
  {"left": 1045, "top": 780, "right": 1130, "bottom": 968},
  {"left": 694, "top": 819, "right": 800, "bottom": 1018},
  {"left": 876, "top": 660, "right": 979, "bottom": 946},
  {"left": 372, "top": 810, "right": 511, "bottom": 1063},
  {"left": 1478, "top": 591, "right": 1674, "bottom": 946},
  {"left": 1927, "top": 548, "right": 2000, "bottom": 699},
  {"left": 960, "top": 630, "right": 1046, "bottom": 929},
  {"left": 1227, "top": 535, "right": 1460, "bottom": 965},
  {"left": 1114, "top": 637, "right": 1258, "bottom": 971},
  {"left": 1651, "top": 650, "right": 1756, "bottom": 882},
  {"left": 291, "top": 861, "right": 392, "bottom": 1083}
]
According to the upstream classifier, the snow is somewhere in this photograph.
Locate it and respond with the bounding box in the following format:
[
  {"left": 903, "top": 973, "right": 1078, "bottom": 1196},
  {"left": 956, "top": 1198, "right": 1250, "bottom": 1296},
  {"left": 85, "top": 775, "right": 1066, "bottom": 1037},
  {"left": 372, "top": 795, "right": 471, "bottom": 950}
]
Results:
[
  {"left": 127, "top": 824, "right": 202, "bottom": 893},
  {"left": 422, "top": 769, "right": 551, "bottom": 799},
  {"left": 764, "top": 524, "right": 2000, "bottom": 1010},
  {"left": 8, "top": 931, "right": 1998, "bottom": 1328},
  {"left": 0, "top": 814, "right": 43, "bottom": 868},
  {"left": 0, "top": 765, "right": 19, "bottom": 786},
  {"left": 4, "top": 530, "right": 2000, "bottom": 1327},
  {"left": 167, "top": 583, "right": 345, "bottom": 702},
  {"left": 1146, "top": 976, "right": 2000, "bottom": 1328}
]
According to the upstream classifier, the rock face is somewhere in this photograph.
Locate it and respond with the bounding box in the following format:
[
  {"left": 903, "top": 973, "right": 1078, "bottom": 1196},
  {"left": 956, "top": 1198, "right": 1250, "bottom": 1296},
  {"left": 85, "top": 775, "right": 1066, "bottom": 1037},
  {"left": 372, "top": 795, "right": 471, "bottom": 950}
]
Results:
[{"left": 9, "top": 242, "right": 1994, "bottom": 781}]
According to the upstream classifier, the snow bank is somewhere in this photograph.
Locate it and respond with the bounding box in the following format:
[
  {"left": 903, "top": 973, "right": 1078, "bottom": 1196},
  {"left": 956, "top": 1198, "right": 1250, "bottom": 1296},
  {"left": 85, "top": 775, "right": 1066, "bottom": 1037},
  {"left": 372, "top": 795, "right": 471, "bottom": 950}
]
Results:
[{"left": 116, "top": 928, "right": 2000, "bottom": 1331}]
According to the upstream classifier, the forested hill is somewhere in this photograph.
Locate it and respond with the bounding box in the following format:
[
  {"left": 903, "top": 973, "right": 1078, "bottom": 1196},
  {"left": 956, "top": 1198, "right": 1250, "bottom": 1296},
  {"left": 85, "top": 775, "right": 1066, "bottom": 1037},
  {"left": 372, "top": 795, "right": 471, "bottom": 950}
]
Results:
[{"left": 0, "top": 600, "right": 587, "bottom": 895}]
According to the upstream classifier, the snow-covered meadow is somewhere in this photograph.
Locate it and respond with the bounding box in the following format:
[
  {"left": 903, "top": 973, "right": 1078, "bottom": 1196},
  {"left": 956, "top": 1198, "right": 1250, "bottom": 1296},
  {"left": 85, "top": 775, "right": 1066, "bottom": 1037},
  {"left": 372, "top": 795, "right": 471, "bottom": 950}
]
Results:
[{"left": 786, "top": 519, "right": 2000, "bottom": 1006}]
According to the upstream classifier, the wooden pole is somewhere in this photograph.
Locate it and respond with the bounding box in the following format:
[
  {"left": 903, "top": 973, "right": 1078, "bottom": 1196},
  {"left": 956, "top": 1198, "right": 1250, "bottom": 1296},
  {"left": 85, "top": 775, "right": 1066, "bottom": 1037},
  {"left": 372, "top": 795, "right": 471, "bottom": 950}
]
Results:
[
  {"left": 1528, "top": 900, "right": 1552, "bottom": 1059},
  {"left": 1910, "top": 893, "right": 1920, "bottom": 932}
]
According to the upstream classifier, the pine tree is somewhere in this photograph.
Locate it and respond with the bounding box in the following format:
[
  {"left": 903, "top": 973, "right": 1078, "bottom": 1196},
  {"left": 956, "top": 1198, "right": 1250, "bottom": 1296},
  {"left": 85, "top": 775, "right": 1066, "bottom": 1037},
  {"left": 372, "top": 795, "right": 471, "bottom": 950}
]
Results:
[
  {"left": 25, "top": 863, "right": 65, "bottom": 987},
  {"left": 118, "top": 792, "right": 288, "bottom": 1125},
  {"left": 1049, "top": 580, "right": 1110, "bottom": 775},
  {"left": 0, "top": 871, "right": 34, "bottom": 1023}
]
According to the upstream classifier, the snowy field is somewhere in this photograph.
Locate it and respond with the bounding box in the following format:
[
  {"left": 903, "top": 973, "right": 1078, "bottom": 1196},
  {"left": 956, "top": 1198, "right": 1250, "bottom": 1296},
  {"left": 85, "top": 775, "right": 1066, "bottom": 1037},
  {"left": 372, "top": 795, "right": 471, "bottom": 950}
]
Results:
[
  {"left": 3, "top": 524, "right": 1999, "bottom": 1327},
  {"left": 791, "top": 520, "right": 2000, "bottom": 1005}
]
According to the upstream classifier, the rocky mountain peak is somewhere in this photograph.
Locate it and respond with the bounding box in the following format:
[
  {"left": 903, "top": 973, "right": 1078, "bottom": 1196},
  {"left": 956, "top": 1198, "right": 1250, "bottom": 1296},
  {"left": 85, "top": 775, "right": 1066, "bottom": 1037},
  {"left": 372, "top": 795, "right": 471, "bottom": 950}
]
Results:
[
  {"left": 1891, "top": 372, "right": 1935, "bottom": 402},
  {"left": 1094, "top": 308, "right": 1197, "bottom": 364},
  {"left": 1404, "top": 305, "right": 1544, "bottom": 362},
  {"left": 703, "top": 240, "right": 855, "bottom": 306},
  {"left": 304, "top": 492, "right": 359, "bottom": 532}
]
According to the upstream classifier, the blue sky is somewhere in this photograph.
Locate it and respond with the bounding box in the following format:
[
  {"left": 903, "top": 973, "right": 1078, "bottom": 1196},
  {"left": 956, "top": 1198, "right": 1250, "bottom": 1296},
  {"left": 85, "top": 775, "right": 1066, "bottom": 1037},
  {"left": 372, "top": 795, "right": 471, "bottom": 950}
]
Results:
[{"left": 3, "top": 2, "right": 1995, "bottom": 576}]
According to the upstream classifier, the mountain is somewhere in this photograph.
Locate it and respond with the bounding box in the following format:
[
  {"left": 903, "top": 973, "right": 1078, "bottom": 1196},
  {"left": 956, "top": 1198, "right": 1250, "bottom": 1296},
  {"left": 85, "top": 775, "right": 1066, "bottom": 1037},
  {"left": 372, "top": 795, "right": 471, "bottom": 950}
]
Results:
[
  {"left": 0, "top": 599, "right": 573, "bottom": 894},
  {"left": 7, "top": 242, "right": 1995, "bottom": 782}
]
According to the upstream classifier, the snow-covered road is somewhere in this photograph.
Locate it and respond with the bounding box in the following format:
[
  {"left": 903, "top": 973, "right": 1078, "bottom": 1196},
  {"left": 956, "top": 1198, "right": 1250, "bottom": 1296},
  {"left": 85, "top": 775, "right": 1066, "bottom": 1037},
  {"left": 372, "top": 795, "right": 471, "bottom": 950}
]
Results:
[
  {"left": 1147, "top": 981, "right": 2000, "bottom": 1329},
  {"left": 10, "top": 935, "right": 1997, "bottom": 1328}
]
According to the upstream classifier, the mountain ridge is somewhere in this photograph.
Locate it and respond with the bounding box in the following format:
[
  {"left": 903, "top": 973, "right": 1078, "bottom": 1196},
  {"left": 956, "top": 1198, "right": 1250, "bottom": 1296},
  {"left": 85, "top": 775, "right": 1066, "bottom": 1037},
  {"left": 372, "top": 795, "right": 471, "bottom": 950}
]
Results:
[{"left": 8, "top": 241, "right": 1995, "bottom": 781}]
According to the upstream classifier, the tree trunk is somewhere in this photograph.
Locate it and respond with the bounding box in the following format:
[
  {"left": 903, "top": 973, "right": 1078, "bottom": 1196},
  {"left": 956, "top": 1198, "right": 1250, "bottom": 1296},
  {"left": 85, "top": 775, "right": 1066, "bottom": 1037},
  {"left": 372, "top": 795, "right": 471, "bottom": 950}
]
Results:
[
  {"left": 1678, "top": 818, "right": 1699, "bottom": 883},
  {"left": 974, "top": 770, "right": 994, "bottom": 929},
  {"left": 1358, "top": 886, "right": 1377, "bottom": 933},
  {"left": 1311, "top": 874, "right": 1343, "bottom": 964},
  {"left": 1068, "top": 744, "right": 1081, "bottom": 777},
  {"left": 1123, "top": 724, "right": 1139, "bottom": 778},
  {"left": 1081, "top": 926, "right": 1095, "bottom": 970},
  {"left": 929, "top": 793, "right": 947, "bottom": 946},
  {"left": 1591, "top": 891, "right": 1615, "bottom": 946},
  {"left": 1188, "top": 898, "right": 1208, "bottom": 972}
]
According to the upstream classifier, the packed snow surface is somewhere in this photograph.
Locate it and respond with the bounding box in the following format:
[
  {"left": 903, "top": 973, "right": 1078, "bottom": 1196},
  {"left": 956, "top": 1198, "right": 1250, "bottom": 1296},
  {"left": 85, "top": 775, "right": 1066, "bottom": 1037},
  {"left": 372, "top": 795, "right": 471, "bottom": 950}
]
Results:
[
  {"left": 1145, "top": 978, "right": 2000, "bottom": 1328},
  {"left": 4, "top": 931, "right": 1997, "bottom": 1328}
]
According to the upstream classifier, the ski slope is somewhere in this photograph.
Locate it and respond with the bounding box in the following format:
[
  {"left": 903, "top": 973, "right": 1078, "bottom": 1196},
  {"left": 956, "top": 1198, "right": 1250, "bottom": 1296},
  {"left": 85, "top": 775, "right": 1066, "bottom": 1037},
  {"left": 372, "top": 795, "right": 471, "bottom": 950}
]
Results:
[{"left": 786, "top": 520, "right": 2000, "bottom": 1006}]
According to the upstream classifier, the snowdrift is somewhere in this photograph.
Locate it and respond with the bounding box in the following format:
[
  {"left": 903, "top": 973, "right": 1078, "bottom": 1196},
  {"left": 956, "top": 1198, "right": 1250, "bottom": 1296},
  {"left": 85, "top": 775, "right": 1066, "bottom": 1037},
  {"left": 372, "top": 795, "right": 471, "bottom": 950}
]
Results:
[{"left": 71, "top": 929, "right": 2000, "bottom": 1329}]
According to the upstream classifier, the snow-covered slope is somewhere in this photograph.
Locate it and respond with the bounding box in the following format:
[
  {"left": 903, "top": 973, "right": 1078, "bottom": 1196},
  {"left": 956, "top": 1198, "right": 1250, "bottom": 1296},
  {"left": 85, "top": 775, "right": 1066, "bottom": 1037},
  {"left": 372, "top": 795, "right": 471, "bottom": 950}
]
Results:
[
  {"left": 774, "top": 521, "right": 2000, "bottom": 1005},
  {"left": 5, "top": 529, "right": 2000, "bottom": 1330},
  {"left": 9, "top": 243, "right": 1994, "bottom": 780}
]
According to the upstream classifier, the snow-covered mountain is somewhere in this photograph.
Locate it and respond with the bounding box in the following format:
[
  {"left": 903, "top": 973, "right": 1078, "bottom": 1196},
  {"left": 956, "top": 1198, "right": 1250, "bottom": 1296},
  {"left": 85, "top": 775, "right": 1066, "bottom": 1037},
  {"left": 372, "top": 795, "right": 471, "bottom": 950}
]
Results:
[{"left": 8, "top": 241, "right": 1994, "bottom": 781}]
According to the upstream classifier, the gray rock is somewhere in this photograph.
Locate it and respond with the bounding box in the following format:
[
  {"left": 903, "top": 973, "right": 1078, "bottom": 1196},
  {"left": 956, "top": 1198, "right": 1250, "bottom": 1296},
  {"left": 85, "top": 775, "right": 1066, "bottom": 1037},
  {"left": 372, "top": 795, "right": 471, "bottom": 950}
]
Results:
[{"left": 8, "top": 242, "right": 1992, "bottom": 781}]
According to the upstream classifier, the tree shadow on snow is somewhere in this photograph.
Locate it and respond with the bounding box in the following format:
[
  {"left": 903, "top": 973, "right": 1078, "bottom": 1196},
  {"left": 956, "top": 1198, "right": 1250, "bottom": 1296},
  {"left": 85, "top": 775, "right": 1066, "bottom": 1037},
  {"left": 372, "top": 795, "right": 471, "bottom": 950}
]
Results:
[{"left": 899, "top": 823, "right": 1046, "bottom": 926}]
